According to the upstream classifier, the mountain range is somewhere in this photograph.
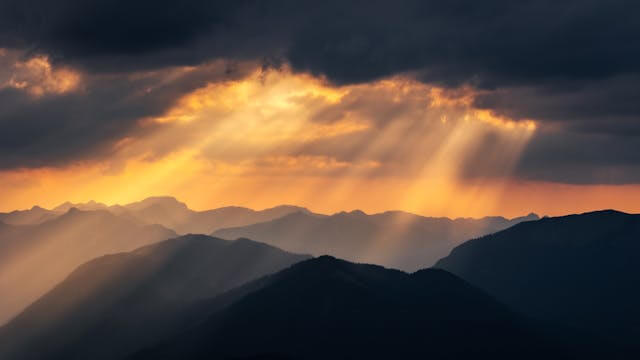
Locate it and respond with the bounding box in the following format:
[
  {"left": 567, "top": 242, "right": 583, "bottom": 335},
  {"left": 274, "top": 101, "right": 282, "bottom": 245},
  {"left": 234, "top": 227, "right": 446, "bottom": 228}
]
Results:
[
  {"left": 0, "top": 208, "right": 176, "bottom": 324},
  {"left": 0, "top": 206, "right": 59, "bottom": 225},
  {"left": 3, "top": 197, "right": 311, "bottom": 234},
  {"left": 132, "top": 256, "right": 610, "bottom": 360},
  {"left": 213, "top": 210, "right": 539, "bottom": 271},
  {"left": 0, "top": 235, "right": 309, "bottom": 360},
  {"left": 2, "top": 198, "right": 639, "bottom": 359}
]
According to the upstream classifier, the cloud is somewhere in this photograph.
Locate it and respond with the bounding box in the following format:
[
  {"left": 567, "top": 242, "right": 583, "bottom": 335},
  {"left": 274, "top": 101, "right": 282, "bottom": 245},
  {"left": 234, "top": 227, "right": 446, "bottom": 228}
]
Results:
[
  {"left": 0, "top": 1, "right": 639, "bottom": 184},
  {"left": 2, "top": 1, "right": 638, "bottom": 86},
  {"left": 0, "top": 53, "right": 255, "bottom": 169}
]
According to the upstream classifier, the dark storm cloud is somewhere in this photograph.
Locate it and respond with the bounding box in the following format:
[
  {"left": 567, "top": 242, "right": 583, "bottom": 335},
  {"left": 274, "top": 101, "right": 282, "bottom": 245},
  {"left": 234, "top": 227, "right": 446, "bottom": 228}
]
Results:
[
  {"left": 0, "top": 0, "right": 639, "bottom": 183},
  {"left": 0, "top": 0, "right": 293, "bottom": 71},
  {"left": 0, "top": 61, "right": 251, "bottom": 169},
  {"left": 3, "top": 0, "right": 637, "bottom": 84}
]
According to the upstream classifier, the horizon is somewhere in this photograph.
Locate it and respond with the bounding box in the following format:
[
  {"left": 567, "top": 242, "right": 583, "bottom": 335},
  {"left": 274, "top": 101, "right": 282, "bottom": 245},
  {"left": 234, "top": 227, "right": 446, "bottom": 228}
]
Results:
[
  {"left": 2, "top": 193, "right": 637, "bottom": 220},
  {"left": 5, "top": 194, "right": 637, "bottom": 221}
]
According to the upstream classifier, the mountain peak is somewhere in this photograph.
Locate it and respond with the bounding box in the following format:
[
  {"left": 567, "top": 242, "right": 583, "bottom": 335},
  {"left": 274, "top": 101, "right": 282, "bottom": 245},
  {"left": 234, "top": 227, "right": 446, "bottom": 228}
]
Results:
[
  {"left": 582, "top": 209, "right": 629, "bottom": 216},
  {"left": 52, "top": 201, "right": 73, "bottom": 212},
  {"left": 52, "top": 200, "right": 108, "bottom": 213},
  {"left": 130, "top": 196, "right": 188, "bottom": 208},
  {"left": 60, "top": 207, "right": 115, "bottom": 221},
  {"left": 67, "top": 206, "right": 80, "bottom": 213},
  {"left": 334, "top": 209, "right": 368, "bottom": 217}
]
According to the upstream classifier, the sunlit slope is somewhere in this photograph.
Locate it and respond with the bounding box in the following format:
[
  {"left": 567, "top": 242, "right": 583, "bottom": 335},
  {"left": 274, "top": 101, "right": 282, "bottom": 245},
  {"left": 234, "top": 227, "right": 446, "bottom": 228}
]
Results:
[
  {"left": 0, "top": 208, "right": 176, "bottom": 324},
  {"left": 0, "top": 235, "right": 309, "bottom": 360}
]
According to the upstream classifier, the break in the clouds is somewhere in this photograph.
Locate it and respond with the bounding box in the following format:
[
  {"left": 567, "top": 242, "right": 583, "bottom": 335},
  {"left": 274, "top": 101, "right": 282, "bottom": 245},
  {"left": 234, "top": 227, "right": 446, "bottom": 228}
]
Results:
[{"left": 0, "top": 0, "right": 639, "bottom": 184}]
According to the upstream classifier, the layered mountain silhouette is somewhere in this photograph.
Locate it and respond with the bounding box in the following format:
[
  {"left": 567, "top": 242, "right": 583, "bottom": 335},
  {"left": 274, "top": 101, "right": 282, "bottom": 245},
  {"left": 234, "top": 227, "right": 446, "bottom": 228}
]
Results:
[
  {"left": 42, "top": 196, "right": 312, "bottom": 234},
  {"left": 0, "top": 208, "right": 176, "bottom": 324},
  {"left": 114, "top": 196, "right": 312, "bottom": 234},
  {"left": 436, "top": 210, "right": 640, "bottom": 348},
  {"left": 52, "top": 200, "right": 112, "bottom": 213},
  {"left": 1, "top": 204, "right": 635, "bottom": 360},
  {"left": 213, "top": 210, "right": 538, "bottom": 271},
  {"left": 0, "top": 205, "right": 58, "bottom": 225},
  {"left": 131, "top": 256, "right": 606, "bottom": 360},
  {"left": 0, "top": 235, "right": 309, "bottom": 360}
]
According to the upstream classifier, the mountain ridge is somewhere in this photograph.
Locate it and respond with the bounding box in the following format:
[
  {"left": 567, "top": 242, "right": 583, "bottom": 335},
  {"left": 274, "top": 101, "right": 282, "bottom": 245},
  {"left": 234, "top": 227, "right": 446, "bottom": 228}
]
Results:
[
  {"left": 435, "top": 209, "right": 640, "bottom": 347},
  {"left": 213, "top": 209, "right": 539, "bottom": 271},
  {"left": 131, "top": 255, "right": 608, "bottom": 360},
  {"left": 0, "top": 234, "right": 310, "bottom": 360},
  {"left": 0, "top": 208, "right": 177, "bottom": 325}
]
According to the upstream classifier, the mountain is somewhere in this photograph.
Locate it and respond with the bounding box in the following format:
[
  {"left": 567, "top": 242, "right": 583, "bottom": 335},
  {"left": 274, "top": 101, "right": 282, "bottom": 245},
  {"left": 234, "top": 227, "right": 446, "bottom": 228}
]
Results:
[
  {"left": 0, "top": 208, "right": 176, "bottom": 325},
  {"left": 132, "top": 256, "right": 606, "bottom": 360},
  {"left": 0, "top": 205, "right": 58, "bottom": 225},
  {"left": 43, "top": 197, "right": 311, "bottom": 234},
  {"left": 435, "top": 210, "right": 640, "bottom": 347},
  {"left": 213, "top": 210, "right": 539, "bottom": 271},
  {"left": 111, "top": 196, "right": 312, "bottom": 234},
  {"left": 0, "top": 235, "right": 309, "bottom": 360},
  {"left": 52, "top": 200, "right": 110, "bottom": 213}
]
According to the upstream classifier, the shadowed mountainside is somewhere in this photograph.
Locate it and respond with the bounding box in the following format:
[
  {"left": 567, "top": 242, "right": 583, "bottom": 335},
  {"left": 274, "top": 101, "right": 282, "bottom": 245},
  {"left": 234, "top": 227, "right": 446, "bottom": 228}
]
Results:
[
  {"left": 132, "top": 256, "right": 608, "bottom": 360},
  {"left": 0, "top": 208, "right": 176, "bottom": 325},
  {"left": 213, "top": 210, "right": 538, "bottom": 271},
  {"left": 0, "top": 235, "right": 310, "bottom": 360},
  {"left": 436, "top": 210, "right": 640, "bottom": 347}
]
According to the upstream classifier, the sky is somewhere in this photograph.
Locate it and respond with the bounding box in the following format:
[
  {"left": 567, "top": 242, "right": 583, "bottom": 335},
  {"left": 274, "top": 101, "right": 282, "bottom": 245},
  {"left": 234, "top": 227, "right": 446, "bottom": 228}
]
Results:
[{"left": 1, "top": 0, "right": 640, "bottom": 217}]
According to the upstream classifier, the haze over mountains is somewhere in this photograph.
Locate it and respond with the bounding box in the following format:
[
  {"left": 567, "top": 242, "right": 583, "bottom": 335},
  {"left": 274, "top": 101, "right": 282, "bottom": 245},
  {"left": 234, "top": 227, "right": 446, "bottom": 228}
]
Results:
[
  {"left": 2, "top": 196, "right": 639, "bottom": 359},
  {"left": 110, "top": 197, "right": 313, "bottom": 235},
  {"left": 436, "top": 210, "right": 640, "bottom": 348},
  {"left": 213, "top": 210, "right": 538, "bottom": 271},
  {"left": 2, "top": 1, "right": 639, "bottom": 358},
  {"left": 0, "top": 235, "right": 308, "bottom": 360},
  {"left": 0, "top": 206, "right": 59, "bottom": 226},
  {"left": 0, "top": 208, "right": 176, "bottom": 324},
  {"left": 3, "top": 222, "right": 631, "bottom": 359},
  {"left": 3, "top": 197, "right": 311, "bottom": 234}
]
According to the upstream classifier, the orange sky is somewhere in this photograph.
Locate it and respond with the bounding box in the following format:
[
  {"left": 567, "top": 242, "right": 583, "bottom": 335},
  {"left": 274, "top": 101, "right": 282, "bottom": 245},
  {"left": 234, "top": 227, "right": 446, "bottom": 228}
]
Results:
[{"left": 2, "top": 61, "right": 639, "bottom": 218}]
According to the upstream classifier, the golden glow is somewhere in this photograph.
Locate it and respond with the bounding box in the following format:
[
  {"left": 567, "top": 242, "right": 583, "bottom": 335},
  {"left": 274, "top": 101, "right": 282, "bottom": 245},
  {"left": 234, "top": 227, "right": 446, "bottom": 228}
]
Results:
[
  {"left": 1, "top": 65, "right": 637, "bottom": 218},
  {"left": 474, "top": 109, "right": 537, "bottom": 131},
  {"left": 2, "top": 53, "right": 82, "bottom": 95}
]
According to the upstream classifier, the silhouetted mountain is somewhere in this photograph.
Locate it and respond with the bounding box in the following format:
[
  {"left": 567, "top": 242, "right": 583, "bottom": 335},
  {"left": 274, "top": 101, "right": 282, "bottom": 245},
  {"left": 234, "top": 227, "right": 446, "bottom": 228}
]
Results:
[
  {"left": 0, "top": 208, "right": 176, "bottom": 324},
  {"left": 0, "top": 235, "right": 309, "bottom": 360},
  {"left": 0, "top": 205, "right": 58, "bottom": 225},
  {"left": 44, "top": 197, "right": 312, "bottom": 234},
  {"left": 436, "top": 210, "right": 640, "bottom": 348},
  {"left": 52, "top": 200, "right": 110, "bottom": 213},
  {"left": 132, "top": 256, "right": 604, "bottom": 360},
  {"left": 213, "top": 210, "right": 539, "bottom": 271},
  {"left": 116, "top": 196, "right": 312, "bottom": 234}
]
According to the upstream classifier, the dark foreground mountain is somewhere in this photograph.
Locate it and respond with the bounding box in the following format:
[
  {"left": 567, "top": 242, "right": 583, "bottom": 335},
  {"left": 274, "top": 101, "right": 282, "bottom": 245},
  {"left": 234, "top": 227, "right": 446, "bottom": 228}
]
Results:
[
  {"left": 0, "top": 235, "right": 309, "bottom": 360},
  {"left": 436, "top": 210, "right": 640, "bottom": 348},
  {"left": 213, "top": 210, "right": 538, "bottom": 271},
  {"left": 0, "top": 208, "right": 176, "bottom": 325},
  {"left": 132, "top": 256, "right": 605, "bottom": 360}
]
